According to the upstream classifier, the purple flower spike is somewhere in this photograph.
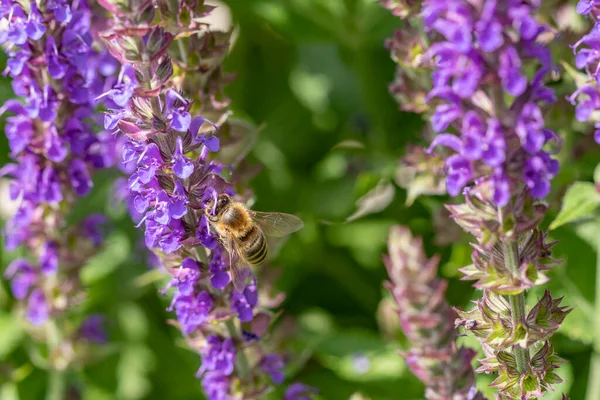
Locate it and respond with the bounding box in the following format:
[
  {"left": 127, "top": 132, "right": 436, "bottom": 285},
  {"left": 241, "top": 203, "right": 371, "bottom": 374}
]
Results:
[
  {"left": 97, "top": 3, "right": 299, "bottom": 398},
  {"left": 1, "top": 0, "right": 119, "bottom": 362},
  {"left": 385, "top": 1, "right": 571, "bottom": 398}
]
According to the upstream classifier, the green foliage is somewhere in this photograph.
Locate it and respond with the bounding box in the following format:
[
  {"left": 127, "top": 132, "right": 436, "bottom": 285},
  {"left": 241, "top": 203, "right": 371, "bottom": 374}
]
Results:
[{"left": 550, "top": 182, "right": 600, "bottom": 230}]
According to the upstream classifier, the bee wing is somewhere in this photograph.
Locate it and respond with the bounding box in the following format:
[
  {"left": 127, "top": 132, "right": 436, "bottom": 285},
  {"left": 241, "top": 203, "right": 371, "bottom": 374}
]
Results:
[
  {"left": 221, "top": 235, "right": 252, "bottom": 292},
  {"left": 250, "top": 211, "right": 304, "bottom": 238}
]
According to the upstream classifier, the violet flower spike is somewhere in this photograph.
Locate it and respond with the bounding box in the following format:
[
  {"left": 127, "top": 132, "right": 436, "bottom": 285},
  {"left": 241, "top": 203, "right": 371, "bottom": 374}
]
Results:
[
  {"left": 384, "top": 1, "right": 571, "bottom": 399},
  {"left": 571, "top": 0, "right": 600, "bottom": 143},
  {"left": 0, "top": 0, "right": 116, "bottom": 376},
  {"left": 97, "top": 1, "right": 305, "bottom": 398}
]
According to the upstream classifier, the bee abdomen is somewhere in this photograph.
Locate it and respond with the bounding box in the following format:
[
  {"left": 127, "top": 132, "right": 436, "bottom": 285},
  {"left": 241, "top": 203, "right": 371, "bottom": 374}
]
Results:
[{"left": 244, "top": 231, "right": 268, "bottom": 265}]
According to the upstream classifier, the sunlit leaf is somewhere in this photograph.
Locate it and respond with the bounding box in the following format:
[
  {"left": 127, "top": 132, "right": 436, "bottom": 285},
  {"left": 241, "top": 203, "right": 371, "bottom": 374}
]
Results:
[
  {"left": 549, "top": 182, "right": 600, "bottom": 230},
  {"left": 80, "top": 232, "right": 131, "bottom": 284},
  {"left": 346, "top": 180, "right": 395, "bottom": 222},
  {"left": 0, "top": 313, "right": 23, "bottom": 359}
]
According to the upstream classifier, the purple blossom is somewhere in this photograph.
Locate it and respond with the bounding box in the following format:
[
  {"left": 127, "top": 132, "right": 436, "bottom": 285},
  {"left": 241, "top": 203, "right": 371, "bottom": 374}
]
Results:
[
  {"left": 199, "top": 335, "right": 236, "bottom": 376},
  {"left": 165, "top": 89, "right": 192, "bottom": 132},
  {"left": 79, "top": 314, "right": 108, "bottom": 344},
  {"left": 261, "top": 354, "right": 285, "bottom": 384},
  {"left": 423, "top": 0, "right": 558, "bottom": 201},
  {"left": 285, "top": 383, "right": 318, "bottom": 400},
  {"left": 39, "top": 241, "right": 59, "bottom": 274},
  {"left": 571, "top": 6, "right": 600, "bottom": 144},
  {"left": 173, "top": 136, "right": 194, "bottom": 179},
  {"left": 201, "top": 371, "right": 230, "bottom": 400},
  {"left": 171, "top": 291, "right": 213, "bottom": 334},
  {"left": 4, "top": 259, "right": 37, "bottom": 300},
  {"left": 82, "top": 214, "right": 108, "bottom": 246},
  {"left": 26, "top": 289, "right": 49, "bottom": 326}
]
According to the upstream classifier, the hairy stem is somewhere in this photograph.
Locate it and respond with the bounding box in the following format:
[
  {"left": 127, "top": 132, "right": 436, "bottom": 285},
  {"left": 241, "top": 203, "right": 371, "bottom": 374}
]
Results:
[
  {"left": 586, "top": 221, "right": 600, "bottom": 400},
  {"left": 225, "top": 319, "right": 251, "bottom": 380},
  {"left": 503, "top": 239, "right": 530, "bottom": 373}
]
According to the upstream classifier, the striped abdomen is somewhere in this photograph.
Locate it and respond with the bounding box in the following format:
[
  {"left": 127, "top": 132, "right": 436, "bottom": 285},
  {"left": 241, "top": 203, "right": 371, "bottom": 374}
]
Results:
[{"left": 238, "top": 225, "right": 268, "bottom": 265}]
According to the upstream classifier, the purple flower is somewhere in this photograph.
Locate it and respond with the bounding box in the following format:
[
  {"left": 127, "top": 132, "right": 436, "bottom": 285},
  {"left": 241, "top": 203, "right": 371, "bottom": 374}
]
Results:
[
  {"left": 26, "top": 289, "right": 49, "bottom": 326},
  {"left": 69, "top": 158, "right": 93, "bottom": 196},
  {"left": 80, "top": 314, "right": 108, "bottom": 344},
  {"left": 208, "top": 247, "right": 230, "bottom": 289},
  {"left": 200, "top": 335, "right": 236, "bottom": 376},
  {"left": 98, "top": 66, "right": 137, "bottom": 107},
  {"left": 4, "top": 259, "right": 37, "bottom": 300},
  {"left": 165, "top": 89, "right": 192, "bottom": 132},
  {"left": 201, "top": 371, "right": 230, "bottom": 400},
  {"left": 285, "top": 383, "right": 318, "bottom": 400},
  {"left": 173, "top": 136, "right": 194, "bottom": 179},
  {"left": 261, "top": 354, "right": 285, "bottom": 384},
  {"left": 175, "top": 258, "right": 201, "bottom": 295},
  {"left": 48, "top": 0, "right": 72, "bottom": 23},
  {"left": 82, "top": 214, "right": 108, "bottom": 246},
  {"left": 196, "top": 215, "right": 217, "bottom": 250},
  {"left": 172, "top": 291, "right": 213, "bottom": 334},
  {"left": 39, "top": 241, "right": 59, "bottom": 275},
  {"left": 45, "top": 36, "right": 67, "bottom": 79}
]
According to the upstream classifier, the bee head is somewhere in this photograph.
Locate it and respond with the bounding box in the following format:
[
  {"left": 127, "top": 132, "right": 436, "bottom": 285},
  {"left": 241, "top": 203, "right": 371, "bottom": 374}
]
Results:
[{"left": 205, "top": 193, "right": 231, "bottom": 220}]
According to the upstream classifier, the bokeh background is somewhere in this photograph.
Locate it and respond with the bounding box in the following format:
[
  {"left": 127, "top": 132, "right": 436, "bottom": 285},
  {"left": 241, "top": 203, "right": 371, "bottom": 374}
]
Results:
[{"left": 1, "top": 0, "right": 599, "bottom": 399}]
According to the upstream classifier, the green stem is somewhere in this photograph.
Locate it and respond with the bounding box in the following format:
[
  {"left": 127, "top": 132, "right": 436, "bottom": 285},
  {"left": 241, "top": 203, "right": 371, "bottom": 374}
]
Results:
[
  {"left": 225, "top": 319, "right": 251, "bottom": 381},
  {"left": 46, "top": 369, "right": 65, "bottom": 400},
  {"left": 503, "top": 240, "right": 530, "bottom": 374},
  {"left": 585, "top": 221, "right": 600, "bottom": 400},
  {"left": 45, "top": 322, "right": 65, "bottom": 400}
]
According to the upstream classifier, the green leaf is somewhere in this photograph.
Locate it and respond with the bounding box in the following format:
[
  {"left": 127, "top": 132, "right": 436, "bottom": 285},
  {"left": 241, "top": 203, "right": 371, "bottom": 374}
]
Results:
[
  {"left": 346, "top": 180, "right": 395, "bottom": 222},
  {"left": 549, "top": 182, "right": 600, "bottom": 230},
  {"left": 314, "top": 330, "right": 405, "bottom": 382},
  {"left": 80, "top": 232, "right": 130, "bottom": 284},
  {"left": 0, "top": 313, "right": 24, "bottom": 359}
]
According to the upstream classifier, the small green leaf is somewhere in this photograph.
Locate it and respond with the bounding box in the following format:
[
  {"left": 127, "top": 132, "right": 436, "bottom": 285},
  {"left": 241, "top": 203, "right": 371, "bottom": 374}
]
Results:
[
  {"left": 314, "top": 330, "right": 405, "bottom": 382},
  {"left": 0, "top": 313, "right": 24, "bottom": 359},
  {"left": 346, "top": 180, "right": 395, "bottom": 222},
  {"left": 549, "top": 182, "right": 600, "bottom": 230},
  {"left": 80, "top": 232, "right": 130, "bottom": 284}
]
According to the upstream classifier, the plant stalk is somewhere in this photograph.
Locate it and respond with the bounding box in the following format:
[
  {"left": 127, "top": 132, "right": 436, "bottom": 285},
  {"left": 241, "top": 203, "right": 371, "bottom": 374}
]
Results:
[
  {"left": 585, "top": 221, "right": 600, "bottom": 400},
  {"left": 225, "top": 319, "right": 251, "bottom": 381},
  {"left": 45, "top": 321, "right": 65, "bottom": 400},
  {"left": 503, "top": 239, "right": 530, "bottom": 373}
]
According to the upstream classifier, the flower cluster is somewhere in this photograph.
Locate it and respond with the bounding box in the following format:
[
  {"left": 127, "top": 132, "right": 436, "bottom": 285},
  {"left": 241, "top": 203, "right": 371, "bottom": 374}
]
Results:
[
  {"left": 383, "top": 226, "right": 483, "bottom": 400},
  {"left": 0, "top": 0, "right": 115, "bottom": 359},
  {"left": 97, "top": 1, "right": 311, "bottom": 398},
  {"left": 384, "top": 1, "right": 572, "bottom": 399},
  {"left": 423, "top": 0, "right": 559, "bottom": 203},
  {"left": 569, "top": 0, "right": 600, "bottom": 143}
]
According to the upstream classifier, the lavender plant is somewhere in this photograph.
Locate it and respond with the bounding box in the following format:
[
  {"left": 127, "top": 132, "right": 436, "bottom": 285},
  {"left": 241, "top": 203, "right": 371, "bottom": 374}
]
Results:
[
  {"left": 384, "top": 1, "right": 572, "bottom": 398},
  {"left": 0, "top": 0, "right": 116, "bottom": 381},
  {"left": 384, "top": 225, "right": 483, "bottom": 400},
  {"left": 97, "top": 1, "right": 310, "bottom": 398},
  {"left": 570, "top": 1, "right": 600, "bottom": 143}
]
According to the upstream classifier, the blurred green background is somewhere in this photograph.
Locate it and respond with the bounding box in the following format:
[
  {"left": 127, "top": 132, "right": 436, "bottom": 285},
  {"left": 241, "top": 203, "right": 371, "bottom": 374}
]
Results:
[{"left": 1, "top": 0, "right": 600, "bottom": 399}]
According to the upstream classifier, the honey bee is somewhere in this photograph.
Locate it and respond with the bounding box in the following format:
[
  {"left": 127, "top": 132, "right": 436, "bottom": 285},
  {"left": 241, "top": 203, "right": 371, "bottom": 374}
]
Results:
[{"left": 205, "top": 193, "right": 304, "bottom": 290}]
